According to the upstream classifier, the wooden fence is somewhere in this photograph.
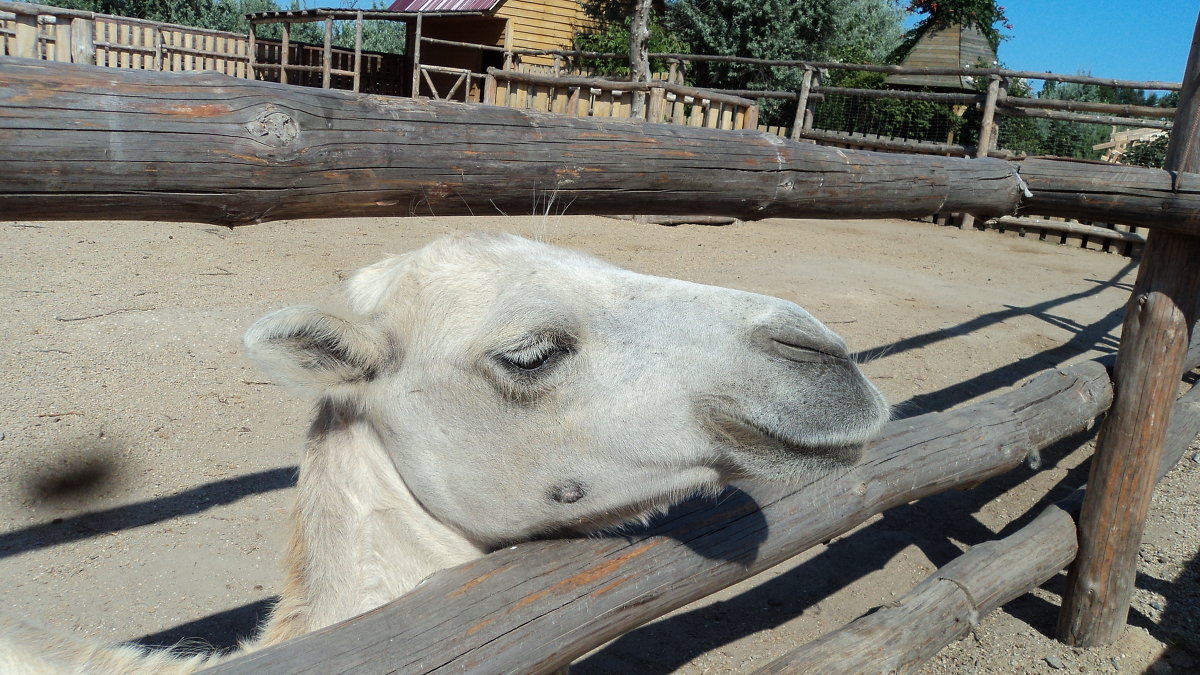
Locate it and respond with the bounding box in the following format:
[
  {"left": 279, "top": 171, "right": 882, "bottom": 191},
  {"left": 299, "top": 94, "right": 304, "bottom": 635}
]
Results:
[
  {"left": 485, "top": 67, "right": 758, "bottom": 130},
  {"left": 0, "top": 1, "right": 252, "bottom": 75},
  {"left": 1, "top": 48, "right": 1199, "bottom": 670}
]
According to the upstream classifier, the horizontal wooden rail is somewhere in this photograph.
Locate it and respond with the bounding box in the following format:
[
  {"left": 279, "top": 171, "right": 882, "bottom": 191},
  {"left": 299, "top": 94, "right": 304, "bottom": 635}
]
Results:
[
  {"left": 755, "top": 503, "right": 1080, "bottom": 674},
  {"left": 756, "top": 370, "right": 1200, "bottom": 674},
  {"left": 202, "top": 360, "right": 1112, "bottom": 673},
  {"left": 998, "top": 95, "right": 1174, "bottom": 119},
  {"left": 420, "top": 35, "right": 507, "bottom": 53},
  {"left": 0, "top": 1, "right": 247, "bottom": 38},
  {"left": 486, "top": 67, "right": 757, "bottom": 108},
  {"left": 497, "top": 47, "right": 1183, "bottom": 91},
  {"left": 1013, "top": 158, "right": 1200, "bottom": 231},
  {"left": 999, "top": 105, "right": 1174, "bottom": 130},
  {"left": 987, "top": 216, "right": 1146, "bottom": 244},
  {"left": 2, "top": 59, "right": 1197, "bottom": 232},
  {"left": 0, "top": 58, "right": 1016, "bottom": 225}
]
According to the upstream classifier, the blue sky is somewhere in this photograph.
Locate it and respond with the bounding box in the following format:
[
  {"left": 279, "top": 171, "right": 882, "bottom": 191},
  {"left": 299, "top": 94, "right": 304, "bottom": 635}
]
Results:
[
  {"left": 948, "top": 1, "right": 1196, "bottom": 89},
  {"left": 297, "top": 0, "right": 1197, "bottom": 89}
]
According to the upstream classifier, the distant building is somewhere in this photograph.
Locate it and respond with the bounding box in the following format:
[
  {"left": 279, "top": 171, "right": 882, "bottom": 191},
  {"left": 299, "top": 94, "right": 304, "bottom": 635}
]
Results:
[
  {"left": 885, "top": 23, "right": 998, "bottom": 92},
  {"left": 388, "top": 0, "right": 598, "bottom": 70}
]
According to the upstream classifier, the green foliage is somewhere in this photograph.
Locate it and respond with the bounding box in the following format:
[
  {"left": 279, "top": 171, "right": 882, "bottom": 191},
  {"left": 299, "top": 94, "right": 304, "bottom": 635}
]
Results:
[
  {"left": 664, "top": 0, "right": 871, "bottom": 125},
  {"left": 825, "top": 0, "right": 906, "bottom": 64},
  {"left": 573, "top": 4, "right": 690, "bottom": 78},
  {"left": 896, "top": 0, "right": 1011, "bottom": 57},
  {"left": 1120, "top": 133, "right": 1169, "bottom": 168}
]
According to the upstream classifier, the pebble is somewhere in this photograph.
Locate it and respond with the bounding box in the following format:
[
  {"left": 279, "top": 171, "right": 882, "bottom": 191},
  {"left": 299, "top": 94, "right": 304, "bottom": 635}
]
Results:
[
  {"left": 1045, "top": 655, "right": 1066, "bottom": 669},
  {"left": 1149, "top": 599, "right": 1166, "bottom": 611},
  {"left": 1111, "top": 657, "right": 1122, "bottom": 670},
  {"left": 1192, "top": 451, "right": 1200, "bottom": 463}
]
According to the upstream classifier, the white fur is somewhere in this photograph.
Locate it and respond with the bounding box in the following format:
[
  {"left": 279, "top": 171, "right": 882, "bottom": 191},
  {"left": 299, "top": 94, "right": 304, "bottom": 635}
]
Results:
[{"left": 1, "top": 232, "right": 889, "bottom": 673}]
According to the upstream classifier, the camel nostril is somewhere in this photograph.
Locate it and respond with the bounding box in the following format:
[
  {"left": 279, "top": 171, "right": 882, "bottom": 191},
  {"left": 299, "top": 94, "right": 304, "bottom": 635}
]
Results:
[
  {"left": 770, "top": 338, "right": 849, "bottom": 364},
  {"left": 753, "top": 316, "right": 850, "bottom": 364}
]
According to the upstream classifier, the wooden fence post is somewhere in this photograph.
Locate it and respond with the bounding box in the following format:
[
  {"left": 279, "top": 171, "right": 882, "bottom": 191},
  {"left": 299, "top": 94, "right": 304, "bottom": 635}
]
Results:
[
  {"left": 322, "top": 16, "right": 332, "bottom": 89},
  {"left": 1057, "top": 9, "right": 1200, "bottom": 647},
  {"left": 247, "top": 21, "right": 256, "bottom": 80},
  {"left": 410, "top": 12, "right": 422, "bottom": 98},
  {"left": 647, "top": 86, "right": 665, "bottom": 123},
  {"left": 280, "top": 21, "right": 289, "bottom": 85},
  {"left": 352, "top": 11, "right": 362, "bottom": 93},
  {"left": 743, "top": 102, "right": 758, "bottom": 131},
  {"left": 790, "top": 67, "right": 814, "bottom": 140},
  {"left": 52, "top": 19, "right": 72, "bottom": 62},
  {"left": 14, "top": 11, "right": 38, "bottom": 59},
  {"left": 804, "top": 69, "right": 822, "bottom": 132},
  {"left": 975, "top": 74, "right": 1001, "bottom": 158},
  {"left": 69, "top": 17, "right": 94, "bottom": 65}
]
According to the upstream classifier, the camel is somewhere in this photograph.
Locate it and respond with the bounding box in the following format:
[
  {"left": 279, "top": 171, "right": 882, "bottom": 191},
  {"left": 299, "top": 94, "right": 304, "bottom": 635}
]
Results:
[{"left": 0, "top": 232, "right": 889, "bottom": 673}]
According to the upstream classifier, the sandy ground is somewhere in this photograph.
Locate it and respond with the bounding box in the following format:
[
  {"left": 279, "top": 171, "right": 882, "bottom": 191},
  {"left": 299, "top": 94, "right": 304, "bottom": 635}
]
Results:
[{"left": 0, "top": 215, "right": 1196, "bottom": 673}]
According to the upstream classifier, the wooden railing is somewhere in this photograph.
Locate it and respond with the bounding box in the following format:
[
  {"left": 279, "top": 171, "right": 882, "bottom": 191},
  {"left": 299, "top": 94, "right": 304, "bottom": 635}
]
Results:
[
  {"left": 0, "top": 0, "right": 252, "bottom": 76},
  {"left": 485, "top": 67, "right": 758, "bottom": 130}
]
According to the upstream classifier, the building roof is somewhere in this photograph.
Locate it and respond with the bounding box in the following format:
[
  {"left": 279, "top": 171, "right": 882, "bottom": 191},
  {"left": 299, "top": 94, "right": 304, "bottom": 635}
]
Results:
[
  {"left": 388, "top": 0, "right": 504, "bottom": 11},
  {"left": 885, "top": 23, "right": 998, "bottom": 91}
]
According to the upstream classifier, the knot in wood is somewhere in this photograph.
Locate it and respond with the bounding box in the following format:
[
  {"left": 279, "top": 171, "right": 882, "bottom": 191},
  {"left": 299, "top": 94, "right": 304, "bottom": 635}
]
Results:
[{"left": 246, "top": 110, "right": 299, "bottom": 147}]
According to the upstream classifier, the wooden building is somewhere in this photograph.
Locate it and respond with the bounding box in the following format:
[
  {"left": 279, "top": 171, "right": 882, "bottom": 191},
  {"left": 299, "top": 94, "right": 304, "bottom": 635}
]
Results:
[
  {"left": 247, "top": 2, "right": 598, "bottom": 102},
  {"left": 388, "top": 0, "right": 598, "bottom": 68},
  {"left": 885, "top": 23, "right": 997, "bottom": 91}
]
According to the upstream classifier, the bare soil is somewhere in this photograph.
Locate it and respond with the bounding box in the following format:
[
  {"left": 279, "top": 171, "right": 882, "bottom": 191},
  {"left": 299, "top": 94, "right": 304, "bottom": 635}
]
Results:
[{"left": 1, "top": 215, "right": 1196, "bottom": 673}]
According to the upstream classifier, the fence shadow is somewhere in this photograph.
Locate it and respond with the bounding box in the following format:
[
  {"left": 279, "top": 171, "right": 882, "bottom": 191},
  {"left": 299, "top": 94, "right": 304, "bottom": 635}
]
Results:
[
  {"left": 0, "top": 467, "right": 297, "bottom": 559},
  {"left": 133, "top": 598, "right": 276, "bottom": 653}
]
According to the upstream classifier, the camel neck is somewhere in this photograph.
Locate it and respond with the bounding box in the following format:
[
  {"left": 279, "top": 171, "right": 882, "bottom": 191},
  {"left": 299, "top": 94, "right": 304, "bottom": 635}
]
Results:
[{"left": 260, "top": 401, "right": 484, "bottom": 644}]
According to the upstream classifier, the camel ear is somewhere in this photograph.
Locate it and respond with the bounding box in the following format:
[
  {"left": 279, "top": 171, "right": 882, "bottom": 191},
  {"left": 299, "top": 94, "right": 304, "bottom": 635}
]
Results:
[{"left": 243, "top": 305, "right": 392, "bottom": 394}]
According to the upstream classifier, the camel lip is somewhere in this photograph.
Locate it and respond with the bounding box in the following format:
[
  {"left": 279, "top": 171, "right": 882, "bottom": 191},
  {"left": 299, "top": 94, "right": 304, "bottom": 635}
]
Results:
[{"left": 707, "top": 407, "right": 844, "bottom": 456}]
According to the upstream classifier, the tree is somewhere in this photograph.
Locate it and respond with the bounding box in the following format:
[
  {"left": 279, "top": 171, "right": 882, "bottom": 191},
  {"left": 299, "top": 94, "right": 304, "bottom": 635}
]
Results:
[
  {"left": 664, "top": 0, "right": 844, "bottom": 124},
  {"left": 574, "top": 1, "right": 690, "bottom": 78},
  {"left": 826, "top": 0, "right": 905, "bottom": 64}
]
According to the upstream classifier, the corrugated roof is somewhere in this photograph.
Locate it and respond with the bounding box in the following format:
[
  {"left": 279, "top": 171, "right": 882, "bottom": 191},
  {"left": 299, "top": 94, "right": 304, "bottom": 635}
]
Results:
[
  {"left": 387, "top": 0, "right": 504, "bottom": 11},
  {"left": 886, "top": 24, "right": 997, "bottom": 91}
]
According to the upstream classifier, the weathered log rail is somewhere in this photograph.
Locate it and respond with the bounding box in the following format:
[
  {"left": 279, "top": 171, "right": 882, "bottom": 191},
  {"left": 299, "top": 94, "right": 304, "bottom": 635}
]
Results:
[
  {"left": 754, "top": 354, "right": 1200, "bottom": 674},
  {"left": 203, "top": 361, "right": 1114, "bottom": 673},
  {"left": 1, "top": 57, "right": 1199, "bottom": 235}
]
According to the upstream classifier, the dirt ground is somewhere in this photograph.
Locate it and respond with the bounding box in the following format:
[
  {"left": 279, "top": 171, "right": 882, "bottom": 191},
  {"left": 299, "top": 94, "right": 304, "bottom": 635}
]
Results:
[{"left": 1, "top": 215, "right": 1196, "bottom": 673}]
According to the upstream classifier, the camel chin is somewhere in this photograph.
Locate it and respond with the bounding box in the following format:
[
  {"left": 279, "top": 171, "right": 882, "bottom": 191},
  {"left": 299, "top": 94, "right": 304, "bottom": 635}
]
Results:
[{"left": 2, "top": 231, "right": 888, "bottom": 674}]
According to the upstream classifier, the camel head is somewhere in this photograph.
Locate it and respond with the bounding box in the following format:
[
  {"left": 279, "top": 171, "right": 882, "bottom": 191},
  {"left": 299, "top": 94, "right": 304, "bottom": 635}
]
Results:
[{"left": 244, "top": 233, "right": 888, "bottom": 549}]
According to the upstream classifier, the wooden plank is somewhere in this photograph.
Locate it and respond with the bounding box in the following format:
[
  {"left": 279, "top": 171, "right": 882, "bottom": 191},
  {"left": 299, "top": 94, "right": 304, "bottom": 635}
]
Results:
[
  {"left": 49, "top": 21, "right": 69, "bottom": 62},
  {"left": 1057, "top": 11, "right": 1200, "bottom": 647},
  {"left": 352, "top": 11, "right": 362, "bottom": 93},
  {"left": 279, "top": 21, "right": 289, "bottom": 85},
  {"left": 987, "top": 217, "right": 1146, "bottom": 244},
  {"left": 321, "top": 16, "right": 331, "bottom": 89},
  {"left": 203, "top": 360, "right": 1113, "bottom": 674},
  {"left": 14, "top": 12, "right": 37, "bottom": 59}
]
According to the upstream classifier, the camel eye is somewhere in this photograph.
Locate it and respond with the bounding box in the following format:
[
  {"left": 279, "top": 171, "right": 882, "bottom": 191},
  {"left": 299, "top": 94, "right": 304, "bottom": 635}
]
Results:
[{"left": 498, "top": 342, "right": 565, "bottom": 373}]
